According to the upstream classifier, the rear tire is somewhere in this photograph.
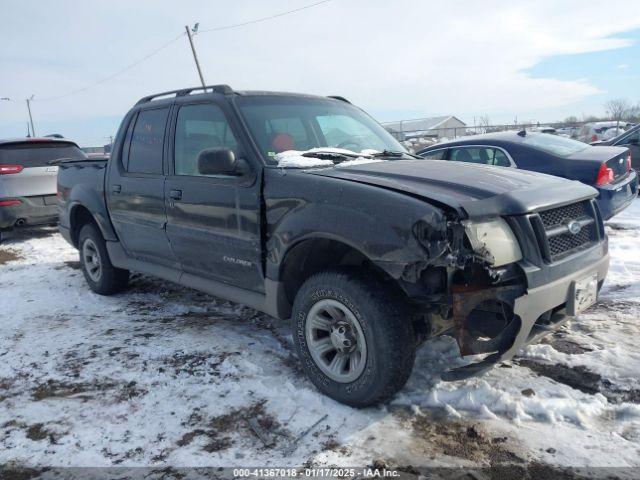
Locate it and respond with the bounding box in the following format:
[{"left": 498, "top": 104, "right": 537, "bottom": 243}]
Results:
[
  {"left": 78, "top": 223, "right": 129, "bottom": 295},
  {"left": 292, "top": 269, "right": 416, "bottom": 407}
]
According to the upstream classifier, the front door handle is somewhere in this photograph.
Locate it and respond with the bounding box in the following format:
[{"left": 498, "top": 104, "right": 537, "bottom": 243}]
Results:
[
  {"left": 169, "top": 189, "right": 182, "bottom": 200},
  {"left": 112, "top": 184, "right": 121, "bottom": 193}
]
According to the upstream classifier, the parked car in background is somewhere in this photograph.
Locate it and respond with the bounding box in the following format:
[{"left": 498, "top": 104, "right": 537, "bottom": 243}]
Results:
[
  {"left": 57, "top": 85, "right": 610, "bottom": 407},
  {"left": 601, "top": 127, "right": 626, "bottom": 142},
  {"left": 556, "top": 126, "right": 579, "bottom": 138},
  {"left": 0, "top": 137, "right": 86, "bottom": 242},
  {"left": 578, "top": 121, "right": 629, "bottom": 143},
  {"left": 592, "top": 123, "right": 640, "bottom": 171},
  {"left": 417, "top": 131, "right": 638, "bottom": 220},
  {"left": 530, "top": 126, "right": 556, "bottom": 134}
]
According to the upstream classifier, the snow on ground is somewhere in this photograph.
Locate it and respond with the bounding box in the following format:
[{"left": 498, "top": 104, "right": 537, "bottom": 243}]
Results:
[{"left": 1, "top": 200, "right": 640, "bottom": 472}]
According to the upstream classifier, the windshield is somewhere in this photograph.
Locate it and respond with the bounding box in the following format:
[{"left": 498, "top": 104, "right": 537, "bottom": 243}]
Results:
[
  {"left": 522, "top": 132, "right": 589, "bottom": 157},
  {"left": 236, "top": 95, "right": 408, "bottom": 165}
]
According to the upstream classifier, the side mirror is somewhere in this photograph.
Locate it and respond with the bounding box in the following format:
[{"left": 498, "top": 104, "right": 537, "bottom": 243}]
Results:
[{"left": 197, "top": 148, "right": 246, "bottom": 176}]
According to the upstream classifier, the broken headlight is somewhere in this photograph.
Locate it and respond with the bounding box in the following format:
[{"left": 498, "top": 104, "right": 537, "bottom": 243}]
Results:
[{"left": 463, "top": 218, "right": 522, "bottom": 267}]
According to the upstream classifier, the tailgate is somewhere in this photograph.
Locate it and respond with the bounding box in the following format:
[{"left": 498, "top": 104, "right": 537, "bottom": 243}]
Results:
[
  {"left": 0, "top": 166, "right": 58, "bottom": 197},
  {"left": 0, "top": 140, "right": 85, "bottom": 198}
]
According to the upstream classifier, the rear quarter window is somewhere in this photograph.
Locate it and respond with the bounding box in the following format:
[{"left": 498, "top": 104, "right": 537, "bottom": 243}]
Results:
[{"left": 0, "top": 142, "right": 85, "bottom": 167}]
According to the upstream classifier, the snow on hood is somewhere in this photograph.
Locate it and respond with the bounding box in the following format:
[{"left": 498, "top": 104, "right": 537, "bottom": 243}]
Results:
[{"left": 274, "top": 148, "right": 383, "bottom": 168}]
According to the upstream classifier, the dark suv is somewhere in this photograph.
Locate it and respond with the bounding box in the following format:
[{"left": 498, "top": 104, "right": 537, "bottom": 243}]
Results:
[
  {"left": 57, "top": 85, "right": 609, "bottom": 407},
  {"left": 0, "top": 137, "right": 85, "bottom": 241}
]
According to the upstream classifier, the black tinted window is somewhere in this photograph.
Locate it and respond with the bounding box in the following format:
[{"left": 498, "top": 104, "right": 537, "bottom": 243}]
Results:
[
  {"left": 0, "top": 142, "right": 85, "bottom": 167},
  {"left": 127, "top": 108, "right": 169, "bottom": 174},
  {"left": 174, "top": 104, "right": 238, "bottom": 176}
]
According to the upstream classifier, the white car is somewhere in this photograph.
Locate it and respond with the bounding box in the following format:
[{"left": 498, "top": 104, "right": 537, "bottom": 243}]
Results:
[
  {"left": 0, "top": 137, "right": 86, "bottom": 241},
  {"left": 530, "top": 126, "right": 556, "bottom": 134},
  {"left": 578, "top": 121, "right": 629, "bottom": 143},
  {"left": 601, "top": 127, "right": 626, "bottom": 141}
]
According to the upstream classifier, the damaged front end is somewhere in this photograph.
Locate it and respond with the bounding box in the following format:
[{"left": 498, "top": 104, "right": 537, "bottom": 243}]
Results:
[
  {"left": 400, "top": 212, "right": 550, "bottom": 381},
  {"left": 375, "top": 197, "right": 608, "bottom": 382}
]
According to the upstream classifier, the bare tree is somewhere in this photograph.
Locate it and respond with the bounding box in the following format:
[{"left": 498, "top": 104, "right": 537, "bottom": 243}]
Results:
[
  {"left": 628, "top": 103, "right": 640, "bottom": 122},
  {"left": 478, "top": 115, "right": 491, "bottom": 133},
  {"left": 605, "top": 98, "right": 632, "bottom": 128}
]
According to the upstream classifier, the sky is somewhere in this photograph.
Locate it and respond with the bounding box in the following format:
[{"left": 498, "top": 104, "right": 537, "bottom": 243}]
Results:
[{"left": 1, "top": 0, "right": 640, "bottom": 146}]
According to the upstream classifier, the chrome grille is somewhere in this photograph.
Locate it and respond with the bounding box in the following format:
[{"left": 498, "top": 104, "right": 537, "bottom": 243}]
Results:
[
  {"left": 547, "top": 224, "right": 595, "bottom": 258},
  {"left": 539, "top": 201, "right": 590, "bottom": 230},
  {"left": 533, "top": 200, "right": 598, "bottom": 261}
]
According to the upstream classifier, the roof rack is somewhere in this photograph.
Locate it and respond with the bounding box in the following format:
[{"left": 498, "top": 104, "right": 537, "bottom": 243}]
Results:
[
  {"left": 328, "top": 95, "right": 351, "bottom": 104},
  {"left": 135, "top": 84, "right": 234, "bottom": 106}
]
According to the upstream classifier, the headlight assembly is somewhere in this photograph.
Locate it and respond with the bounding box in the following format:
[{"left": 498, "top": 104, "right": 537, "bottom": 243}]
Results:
[{"left": 463, "top": 218, "right": 522, "bottom": 267}]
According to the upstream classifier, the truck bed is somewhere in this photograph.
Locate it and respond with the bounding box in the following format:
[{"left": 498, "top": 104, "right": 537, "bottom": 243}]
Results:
[{"left": 56, "top": 156, "right": 111, "bottom": 246}]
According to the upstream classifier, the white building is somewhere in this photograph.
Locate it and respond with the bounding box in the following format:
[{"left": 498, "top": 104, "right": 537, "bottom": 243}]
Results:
[{"left": 383, "top": 115, "right": 467, "bottom": 140}]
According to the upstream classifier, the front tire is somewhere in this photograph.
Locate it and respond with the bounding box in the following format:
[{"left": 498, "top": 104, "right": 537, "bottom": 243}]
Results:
[
  {"left": 78, "top": 223, "right": 129, "bottom": 295},
  {"left": 292, "top": 269, "right": 416, "bottom": 407}
]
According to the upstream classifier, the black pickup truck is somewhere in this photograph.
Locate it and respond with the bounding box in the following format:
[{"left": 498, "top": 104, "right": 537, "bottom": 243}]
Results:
[{"left": 57, "top": 85, "right": 609, "bottom": 407}]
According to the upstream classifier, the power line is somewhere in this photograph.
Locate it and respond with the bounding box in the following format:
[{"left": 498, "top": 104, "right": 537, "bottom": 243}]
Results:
[
  {"left": 31, "top": 0, "right": 335, "bottom": 103},
  {"left": 36, "top": 32, "right": 186, "bottom": 102},
  {"left": 199, "top": 0, "right": 333, "bottom": 33}
]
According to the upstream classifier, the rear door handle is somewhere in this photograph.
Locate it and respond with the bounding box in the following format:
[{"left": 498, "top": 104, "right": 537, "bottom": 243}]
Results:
[
  {"left": 169, "top": 189, "right": 182, "bottom": 200},
  {"left": 112, "top": 184, "right": 121, "bottom": 193}
]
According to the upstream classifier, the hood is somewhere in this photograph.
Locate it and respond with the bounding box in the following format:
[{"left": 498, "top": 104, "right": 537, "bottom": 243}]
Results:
[{"left": 308, "top": 160, "right": 597, "bottom": 219}]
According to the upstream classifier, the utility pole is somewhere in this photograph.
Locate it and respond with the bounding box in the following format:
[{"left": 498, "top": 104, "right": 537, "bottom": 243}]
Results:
[
  {"left": 26, "top": 95, "right": 36, "bottom": 137},
  {"left": 185, "top": 24, "right": 206, "bottom": 89}
]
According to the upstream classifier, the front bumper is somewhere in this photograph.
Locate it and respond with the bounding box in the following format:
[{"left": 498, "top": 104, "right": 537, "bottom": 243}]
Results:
[
  {"left": 442, "top": 251, "right": 610, "bottom": 380},
  {"left": 0, "top": 195, "right": 58, "bottom": 230}
]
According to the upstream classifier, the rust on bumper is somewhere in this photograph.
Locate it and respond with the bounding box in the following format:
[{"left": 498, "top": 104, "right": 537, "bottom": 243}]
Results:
[{"left": 442, "top": 252, "right": 610, "bottom": 381}]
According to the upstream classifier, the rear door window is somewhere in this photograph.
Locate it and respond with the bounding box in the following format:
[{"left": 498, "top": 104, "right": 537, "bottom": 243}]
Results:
[
  {"left": 0, "top": 142, "right": 85, "bottom": 167},
  {"left": 492, "top": 149, "right": 511, "bottom": 166},
  {"left": 450, "top": 147, "right": 484, "bottom": 164},
  {"left": 449, "top": 147, "right": 511, "bottom": 166},
  {"left": 127, "top": 108, "right": 169, "bottom": 174}
]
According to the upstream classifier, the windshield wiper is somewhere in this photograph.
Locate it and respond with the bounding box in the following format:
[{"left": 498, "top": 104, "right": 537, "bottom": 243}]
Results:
[
  {"left": 370, "top": 150, "right": 422, "bottom": 159},
  {"left": 302, "top": 151, "right": 358, "bottom": 162},
  {"left": 302, "top": 150, "right": 362, "bottom": 160}
]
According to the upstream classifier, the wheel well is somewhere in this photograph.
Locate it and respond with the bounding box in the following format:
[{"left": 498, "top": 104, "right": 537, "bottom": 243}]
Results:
[
  {"left": 279, "top": 238, "right": 400, "bottom": 306},
  {"left": 70, "top": 205, "right": 97, "bottom": 247}
]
